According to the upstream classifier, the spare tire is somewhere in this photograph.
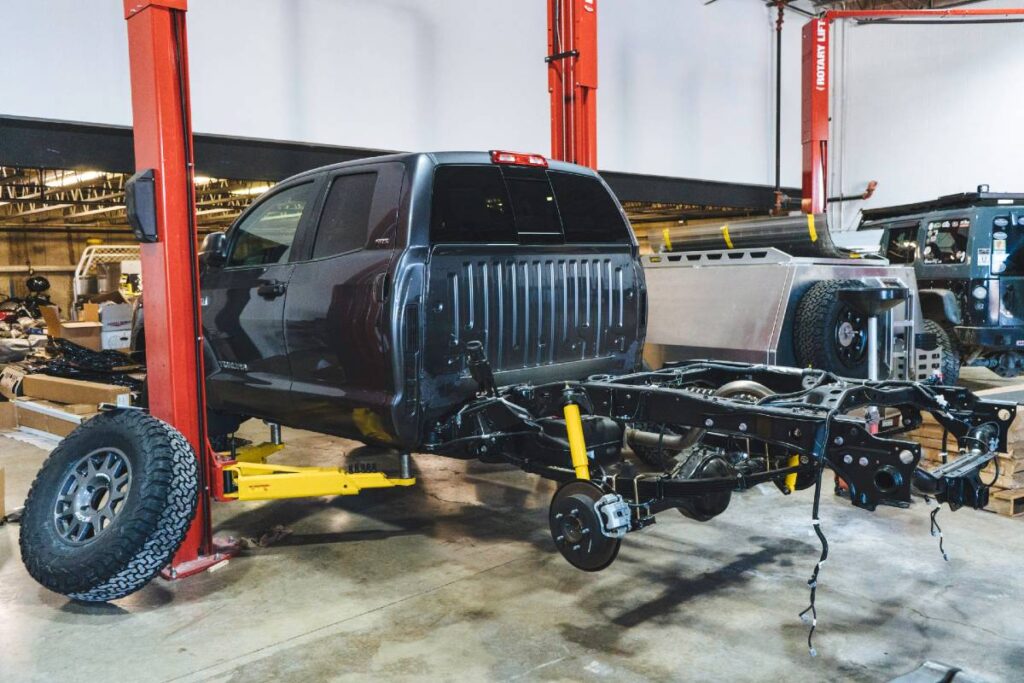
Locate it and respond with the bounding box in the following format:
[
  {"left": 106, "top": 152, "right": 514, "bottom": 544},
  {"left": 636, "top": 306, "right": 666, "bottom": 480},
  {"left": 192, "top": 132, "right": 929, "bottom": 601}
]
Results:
[
  {"left": 794, "top": 279, "right": 881, "bottom": 378},
  {"left": 20, "top": 410, "right": 198, "bottom": 602}
]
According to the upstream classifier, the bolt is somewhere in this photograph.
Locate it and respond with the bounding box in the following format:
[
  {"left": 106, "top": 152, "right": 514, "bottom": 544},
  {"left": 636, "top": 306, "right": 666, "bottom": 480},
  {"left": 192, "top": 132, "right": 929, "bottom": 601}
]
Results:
[
  {"left": 705, "top": 419, "right": 714, "bottom": 427},
  {"left": 834, "top": 437, "right": 844, "bottom": 446},
  {"left": 858, "top": 456, "right": 869, "bottom": 467},
  {"left": 899, "top": 450, "right": 915, "bottom": 464},
  {"left": 571, "top": 508, "right": 579, "bottom": 516},
  {"left": 999, "top": 409, "right": 1012, "bottom": 421},
  {"left": 572, "top": 544, "right": 581, "bottom": 552},
  {"left": 581, "top": 527, "right": 591, "bottom": 535},
  {"left": 792, "top": 428, "right": 803, "bottom": 438},
  {"left": 554, "top": 513, "right": 563, "bottom": 520},
  {"left": 556, "top": 535, "right": 565, "bottom": 543},
  {"left": 843, "top": 454, "right": 853, "bottom": 464},
  {"left": 738, "top": 423, "right": 747, "bottom": 432}
]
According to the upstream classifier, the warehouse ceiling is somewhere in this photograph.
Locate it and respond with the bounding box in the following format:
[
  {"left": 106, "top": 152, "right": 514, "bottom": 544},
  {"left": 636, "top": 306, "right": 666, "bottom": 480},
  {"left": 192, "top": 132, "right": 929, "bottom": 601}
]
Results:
[
  {"left": 0, "top": 165, "right": 765, "bottom": 236},
  {"left": 0, "top": 117, "right": 797, "bottom": 242},
  {"left": 0, "top": 166, "right": 271, "bottom": 233}
]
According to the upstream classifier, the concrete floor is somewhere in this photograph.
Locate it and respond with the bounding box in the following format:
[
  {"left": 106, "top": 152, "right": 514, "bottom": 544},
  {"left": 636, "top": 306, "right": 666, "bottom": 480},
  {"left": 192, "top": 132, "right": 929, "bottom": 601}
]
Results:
[{"left": 2, "top": 372, "right": 1023, "bottom": 682}]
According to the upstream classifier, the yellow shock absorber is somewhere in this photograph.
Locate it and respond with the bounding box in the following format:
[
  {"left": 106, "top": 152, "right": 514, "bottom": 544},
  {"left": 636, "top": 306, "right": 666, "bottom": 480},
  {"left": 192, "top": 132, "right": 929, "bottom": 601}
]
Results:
[
  {"left": 785, "top": 454, "right": 801, "bottom": 493},
  {"left": 563, "top": 402, "right": 591, "bottom": 480}
]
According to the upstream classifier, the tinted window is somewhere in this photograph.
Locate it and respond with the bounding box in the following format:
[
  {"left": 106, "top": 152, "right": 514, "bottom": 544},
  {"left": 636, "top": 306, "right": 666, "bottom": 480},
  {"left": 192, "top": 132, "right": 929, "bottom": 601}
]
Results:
[
  {"left": 506, "top": 174, "right": 562, "bottom": 243},
  {"left": 431, "top": 165, "right": 630, "bottom": 245},
  {"left": 228, "top": 183, "right": 313, "bottom": 267},
  {"left": 549, "top": 172, "right": 630, "bottom": 243},
  {"left": 883, "top": 224, "right": 918, "bottom": 264},
  {"left": 923, "top": 219, "right": 969, "bottom": 264},
  {"left": 431, "top": 166, "right": 516, "bottom": 243},
  {"left": 313, "top": 173, "right": 378, "bottom": 259}
]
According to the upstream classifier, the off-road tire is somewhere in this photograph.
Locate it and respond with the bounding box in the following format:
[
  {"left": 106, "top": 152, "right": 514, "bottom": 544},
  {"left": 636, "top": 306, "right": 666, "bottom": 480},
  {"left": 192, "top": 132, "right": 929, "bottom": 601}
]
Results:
[
  {"left": 20, "top": 410, "right": 199, "bottom": 602},
  {"left": 794, "top": 279, "right": 875, "bottom": 378},
  {"left": 923, "top": 318, "right": 961, "bottom": 385}
]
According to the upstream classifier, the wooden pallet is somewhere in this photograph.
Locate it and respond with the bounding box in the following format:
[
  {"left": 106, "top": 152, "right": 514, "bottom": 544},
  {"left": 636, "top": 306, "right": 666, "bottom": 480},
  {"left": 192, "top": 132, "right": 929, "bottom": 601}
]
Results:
[
  {"left": 987, "top": 488, "right": 1024, "bottom": 517},
  {"left": 901, "top": 384, "right": 1024, "bottom": 517}
]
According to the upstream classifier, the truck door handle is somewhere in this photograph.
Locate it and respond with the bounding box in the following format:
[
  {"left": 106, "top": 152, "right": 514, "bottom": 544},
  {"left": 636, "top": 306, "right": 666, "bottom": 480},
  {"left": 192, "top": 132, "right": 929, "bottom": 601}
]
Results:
[
  {"left": 372, "top": 272, "right": 389, "bottom": 303},
  {"left": 257, "top": 280, "right": 287, "bottom": 299}
]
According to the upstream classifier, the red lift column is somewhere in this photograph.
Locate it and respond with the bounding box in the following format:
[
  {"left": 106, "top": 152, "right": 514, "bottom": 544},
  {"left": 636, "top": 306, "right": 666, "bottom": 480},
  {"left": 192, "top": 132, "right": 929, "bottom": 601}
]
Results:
[
  {"left": 547, "top": 0, "right": 598, "bottom": 168},
  {"left": 801, "top": 17, "right": 830, "bottom": 215},
  {"left": 123, "top": 0, "right": 228, "bottom": 577}
]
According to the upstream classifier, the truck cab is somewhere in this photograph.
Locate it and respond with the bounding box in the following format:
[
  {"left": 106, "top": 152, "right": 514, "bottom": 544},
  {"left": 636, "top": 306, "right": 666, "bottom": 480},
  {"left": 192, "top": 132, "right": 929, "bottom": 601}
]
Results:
[
  {"left": 195, "top": 151, "right": 645, "bottom": 447},
  {"left": 860, "top": 190, "right": 1024, "bottom": 376}
]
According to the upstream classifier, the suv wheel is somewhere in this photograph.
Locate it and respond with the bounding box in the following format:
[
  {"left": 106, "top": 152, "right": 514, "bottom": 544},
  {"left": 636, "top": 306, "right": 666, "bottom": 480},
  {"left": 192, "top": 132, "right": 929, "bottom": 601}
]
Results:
[{"left": 923, "top": 318, "right": 960, "bottom": 385}]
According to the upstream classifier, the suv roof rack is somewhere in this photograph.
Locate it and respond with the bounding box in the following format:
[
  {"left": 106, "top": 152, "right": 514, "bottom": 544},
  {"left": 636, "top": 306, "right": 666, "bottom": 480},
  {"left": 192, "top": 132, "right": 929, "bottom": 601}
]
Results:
[{"left": 861, "top": 191, "right": 1024, "bottom": 221}]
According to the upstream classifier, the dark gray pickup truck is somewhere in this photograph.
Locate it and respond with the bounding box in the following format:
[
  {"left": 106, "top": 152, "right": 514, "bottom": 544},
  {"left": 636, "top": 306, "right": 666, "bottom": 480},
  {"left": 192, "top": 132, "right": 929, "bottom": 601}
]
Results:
[
  {"left": 22, "top": 152, "right": 1018, "bottom": 646},
  {"left": 192, "top": 151, "right": 644, "bottom": 447}
]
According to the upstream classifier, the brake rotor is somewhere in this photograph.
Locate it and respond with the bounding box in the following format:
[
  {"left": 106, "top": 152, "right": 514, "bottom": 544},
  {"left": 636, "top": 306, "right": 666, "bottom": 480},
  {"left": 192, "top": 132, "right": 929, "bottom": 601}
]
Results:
[{"left": 548, "top": 480, "right": 621, "bottom": 572}]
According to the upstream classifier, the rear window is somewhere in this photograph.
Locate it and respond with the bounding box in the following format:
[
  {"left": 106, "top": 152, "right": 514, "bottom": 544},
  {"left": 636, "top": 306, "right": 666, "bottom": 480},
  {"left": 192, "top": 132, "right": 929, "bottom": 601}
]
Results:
[
  {"left": 430, "top": 165, "right": 630, "bottom": 245},
  {"left": 548, "top": 171, "right": 630, "bottom": 244}
]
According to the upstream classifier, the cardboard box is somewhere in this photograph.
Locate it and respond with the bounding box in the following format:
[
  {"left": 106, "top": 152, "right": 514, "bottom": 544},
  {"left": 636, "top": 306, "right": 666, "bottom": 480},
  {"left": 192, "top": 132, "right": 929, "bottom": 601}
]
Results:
[
  {"left": 15, "top": 399, "right": 87, "bottom": 438},
  {"left": 25, "top": 399, "right": 96, "bottom": 416},
  {"left": 39, "top": 306, "right": 102, "bottom": 352},
  {"left": 0, "top": 366, "right": 26, "bottom": 400},
  {"left": 101, "top": 329, "right": 132, "bottom": 351},
  {"left": 0, "top": 401, "right": 16, "bottom": 429},
  {"left": 21, "top": 374, "right": 130, "bottom": 407},
  {"left": 82, "top": 302, "right": 133, "bottom": 330}
]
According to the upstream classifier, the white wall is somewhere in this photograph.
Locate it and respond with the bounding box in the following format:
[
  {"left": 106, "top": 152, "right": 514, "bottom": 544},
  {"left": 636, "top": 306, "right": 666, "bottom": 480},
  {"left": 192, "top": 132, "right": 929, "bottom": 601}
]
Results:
[
  {"left": 0, "top": 0, "right": 799, "bottom": 186},
  {"left": 3, "top": 1, "right": 1018, "bottom": 206},
  {"left": 830, "top": 0, "right": 1024, "bottom": 230}
]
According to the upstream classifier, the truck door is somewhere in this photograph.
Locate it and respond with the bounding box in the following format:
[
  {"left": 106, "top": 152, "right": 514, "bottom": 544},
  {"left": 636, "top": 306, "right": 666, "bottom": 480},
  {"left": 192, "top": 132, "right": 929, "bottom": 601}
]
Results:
[
  {"left": 282, "top": 163, "right": 404, "bottom": 440},
  {"left": 202, "top": 179, "right": 319, "bottom": 418}
]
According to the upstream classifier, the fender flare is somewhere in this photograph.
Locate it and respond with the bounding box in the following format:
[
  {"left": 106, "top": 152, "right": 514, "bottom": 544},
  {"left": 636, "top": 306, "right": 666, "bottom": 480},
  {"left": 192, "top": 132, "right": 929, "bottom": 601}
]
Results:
[{"left": 918, "top": 288, "right": 962, "bottom": 326}]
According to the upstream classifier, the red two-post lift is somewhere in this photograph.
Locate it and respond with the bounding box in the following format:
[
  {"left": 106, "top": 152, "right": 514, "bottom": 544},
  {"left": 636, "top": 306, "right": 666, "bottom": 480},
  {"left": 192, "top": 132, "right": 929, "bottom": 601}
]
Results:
[
  {"left": 548, "top": 0, "right": 598, "bottom": 169},
  {"left": 800, "top": 7, "right": 1024, "bottom": 215},
  {"left": 123, "top": 0, "right": 230, "bottom": 577}
]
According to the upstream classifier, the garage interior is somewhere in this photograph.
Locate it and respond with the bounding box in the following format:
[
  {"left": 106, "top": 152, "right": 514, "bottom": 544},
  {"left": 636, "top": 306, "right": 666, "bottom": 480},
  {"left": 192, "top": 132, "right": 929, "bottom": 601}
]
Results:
[{"left": 2, "top": 1, "right": 1023, "bottom": 682}]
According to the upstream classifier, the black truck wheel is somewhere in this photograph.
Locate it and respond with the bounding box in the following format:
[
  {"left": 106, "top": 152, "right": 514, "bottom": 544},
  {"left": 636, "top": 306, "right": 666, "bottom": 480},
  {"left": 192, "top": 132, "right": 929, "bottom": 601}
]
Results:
[
  {"left": 19, "top": 410, "right": 199, "bottom": 602},
  {"left": 794, "top": 279, "right": 874, "bottom": 378},
  {"left": 922, "top": 318, "right": 961, "bottom": 385}
]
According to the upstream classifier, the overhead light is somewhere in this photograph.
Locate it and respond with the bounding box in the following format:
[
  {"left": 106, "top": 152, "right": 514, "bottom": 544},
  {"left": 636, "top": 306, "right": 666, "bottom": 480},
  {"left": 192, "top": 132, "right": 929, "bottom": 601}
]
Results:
[
  {"left": 193, "top": 175, "right": 216, "bottom": 185},
  {"left": 229, "top": 184, "right": 272, "bottom": 196},
  {"left": 45, "top": 170, "right": 106, "bottom": 188},
  {"left": 197, "top": 208, "right": 234, "bottom": 215}
]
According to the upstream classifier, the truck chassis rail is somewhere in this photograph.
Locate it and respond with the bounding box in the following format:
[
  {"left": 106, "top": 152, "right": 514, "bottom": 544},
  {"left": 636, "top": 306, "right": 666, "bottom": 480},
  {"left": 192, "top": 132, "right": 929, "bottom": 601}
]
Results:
[
  {"left": 430, "top": 360, "right": 1013, "bottom": 512},
  {"left": 427, "top": 358, "right": 1015, "bottom": 652}
]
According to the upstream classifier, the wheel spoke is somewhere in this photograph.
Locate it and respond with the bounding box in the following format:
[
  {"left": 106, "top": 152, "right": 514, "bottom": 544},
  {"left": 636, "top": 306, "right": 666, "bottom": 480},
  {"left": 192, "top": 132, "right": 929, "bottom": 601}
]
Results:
[{"left": 52, "top": 447, "right": 132, "bottom": 545}]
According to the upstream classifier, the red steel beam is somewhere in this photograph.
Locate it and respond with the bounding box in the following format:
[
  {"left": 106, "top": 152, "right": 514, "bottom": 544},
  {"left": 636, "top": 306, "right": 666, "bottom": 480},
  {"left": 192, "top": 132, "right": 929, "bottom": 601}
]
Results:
[
  {"left": 801, "top": 18, "right": 829, "bottom": 215},
  {"left": 123, "top": 0, "right": 227, "bottom": 576},
  {"left": 800, "top": 7, "right": 1024, "bottom": 214},
  {"left": 547, "top": 0, "right": 598, "bottom": 169}
]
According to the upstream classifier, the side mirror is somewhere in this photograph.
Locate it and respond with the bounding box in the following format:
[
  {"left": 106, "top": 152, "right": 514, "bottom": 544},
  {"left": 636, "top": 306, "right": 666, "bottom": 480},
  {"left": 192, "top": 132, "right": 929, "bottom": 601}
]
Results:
[{"left": 200, "top": 231, "right": 228, "bottom": 266}]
